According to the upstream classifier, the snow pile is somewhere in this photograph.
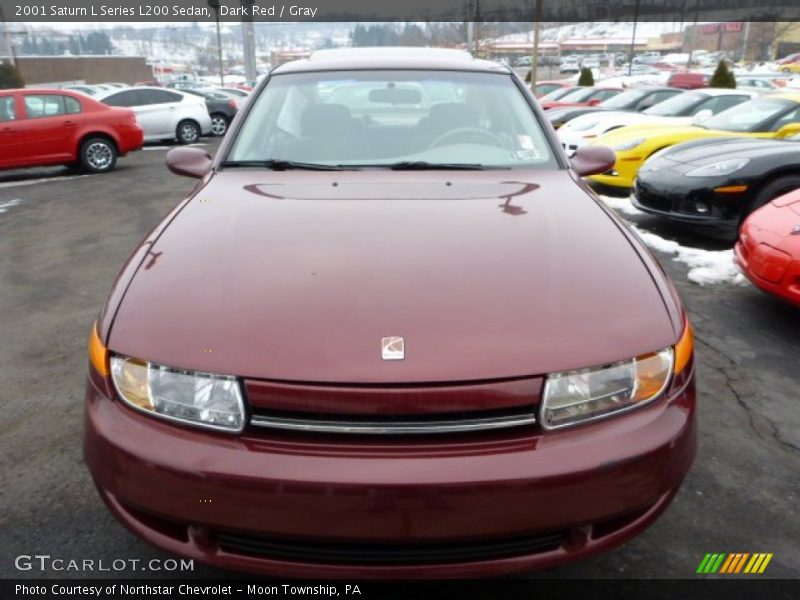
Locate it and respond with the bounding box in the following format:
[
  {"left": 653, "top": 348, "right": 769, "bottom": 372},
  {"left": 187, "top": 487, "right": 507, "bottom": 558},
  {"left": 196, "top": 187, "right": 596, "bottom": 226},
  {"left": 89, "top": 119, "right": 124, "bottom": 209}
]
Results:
[
  {"left": 597, "top": 195, "right": 745, "bottom": 286},
  {"left": 630, "top": 225, "right": 745, "bottom": 286},
  {"left": 598, "top": 195, "right": 642, "bottom": 217}
]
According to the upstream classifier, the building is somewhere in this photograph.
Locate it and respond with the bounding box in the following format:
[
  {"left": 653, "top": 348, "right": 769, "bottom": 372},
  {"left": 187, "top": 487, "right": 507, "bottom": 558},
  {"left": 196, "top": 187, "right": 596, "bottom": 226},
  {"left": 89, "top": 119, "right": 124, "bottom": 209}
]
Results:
[{"left": 12, "top": 55, "right": 152, "bottom": 86}]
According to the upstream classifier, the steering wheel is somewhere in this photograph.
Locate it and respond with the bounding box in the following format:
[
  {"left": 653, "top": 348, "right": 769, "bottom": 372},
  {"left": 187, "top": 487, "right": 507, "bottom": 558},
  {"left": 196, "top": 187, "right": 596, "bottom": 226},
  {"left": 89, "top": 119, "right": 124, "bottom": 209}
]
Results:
[{"left": 429, "top": 127, "right": 505, "bottom": 149}]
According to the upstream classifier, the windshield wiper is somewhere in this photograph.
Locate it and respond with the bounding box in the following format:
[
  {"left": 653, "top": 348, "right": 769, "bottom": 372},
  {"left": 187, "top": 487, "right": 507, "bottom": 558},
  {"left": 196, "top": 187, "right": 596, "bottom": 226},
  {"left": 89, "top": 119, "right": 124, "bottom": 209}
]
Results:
[
  {"left": 221, "top": 159, "right": 344, "bottom": 171},
  {"left": 386, "top": 161, "right": 495, "bottom": 170}
]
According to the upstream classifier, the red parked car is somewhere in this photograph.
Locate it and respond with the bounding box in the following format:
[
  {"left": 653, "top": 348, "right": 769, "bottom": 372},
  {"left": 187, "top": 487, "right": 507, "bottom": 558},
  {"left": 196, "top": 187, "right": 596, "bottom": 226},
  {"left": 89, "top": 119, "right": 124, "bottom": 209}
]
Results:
[
  {"left": 667, "top": 71, "right": 711, "bottom": 90},
  {"left": 539, "top": 86, "right": 623, "bottom": 110},
  {"left": 85, "top": 48, "right": 696, "bottom": 578},
  {"left": 735, "top": 191, "right": 800, "bottom": 307},
  {"left": 0, "top": 88, "right": 143, "bottom": 173}
]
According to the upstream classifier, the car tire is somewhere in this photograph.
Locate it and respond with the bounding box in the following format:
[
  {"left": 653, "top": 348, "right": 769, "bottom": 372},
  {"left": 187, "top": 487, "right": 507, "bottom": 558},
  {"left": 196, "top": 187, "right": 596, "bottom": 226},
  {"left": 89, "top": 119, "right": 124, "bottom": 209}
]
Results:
[
  {"left": 210, "top": 114, "right": 229, "bottom": 136},
  {"left": 79, "top": 137, "right": 117, "bottom": 173},
  {"left": 176, "top": 120, "right": 201, "bottom": 145},
  {"left": 745, "top": 175, "right": 800, "bottom": 221}
]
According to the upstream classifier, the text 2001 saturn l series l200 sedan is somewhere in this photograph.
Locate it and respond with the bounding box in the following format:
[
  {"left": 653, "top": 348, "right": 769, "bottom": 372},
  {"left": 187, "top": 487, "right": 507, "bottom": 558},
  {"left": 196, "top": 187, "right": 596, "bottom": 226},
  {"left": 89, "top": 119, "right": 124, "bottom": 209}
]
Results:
[{"left": 84, "top": 48, "right": 696, "bottom": 578}]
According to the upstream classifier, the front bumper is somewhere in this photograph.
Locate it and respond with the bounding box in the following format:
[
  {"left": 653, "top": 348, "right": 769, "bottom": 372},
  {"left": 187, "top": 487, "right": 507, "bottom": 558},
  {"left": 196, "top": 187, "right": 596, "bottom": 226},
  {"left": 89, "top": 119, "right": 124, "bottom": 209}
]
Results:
[
  {"left": 84, "top": 371, "right": 696, "bottom": 578},
  {"left": 735, "top": 228, "right": 800, "bottom": 307},
  {"left": 632, "top": 175, "right": 746, "bottom": 238}
]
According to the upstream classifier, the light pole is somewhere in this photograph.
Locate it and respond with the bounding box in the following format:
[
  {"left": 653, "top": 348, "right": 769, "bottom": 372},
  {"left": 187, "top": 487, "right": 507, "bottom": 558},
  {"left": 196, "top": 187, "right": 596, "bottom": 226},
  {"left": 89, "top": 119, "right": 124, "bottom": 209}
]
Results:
[
  {"left": 207, "top": 0, "right": 224, "bottom": 85},
  {"left": 530, "top": 0, "right": 541, "bottom": 89},
  {"left": 627, "top": 0, "right": 641, "bottom": 76}
]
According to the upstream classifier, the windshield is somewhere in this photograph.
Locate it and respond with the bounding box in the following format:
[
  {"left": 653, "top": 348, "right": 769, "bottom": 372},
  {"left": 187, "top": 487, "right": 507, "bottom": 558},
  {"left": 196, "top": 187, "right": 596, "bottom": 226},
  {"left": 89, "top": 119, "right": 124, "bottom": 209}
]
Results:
[
  {"left": 643, "top": 91, "right": 705, "bottom": 116},
  {"left": 551, "top": 87, "right": 597, "bottom": 102},
  {"left": 599, "top": 89, "right": 648, "bottom": 109},
  {"left": 700, "top": 97, "right": 797, "bottom": 132},
  {"left": 228, "top": 70, "right": 557, "bottom": 169},
  {"left": 539, "top": 86, "right": 575, "bottom": 101}
]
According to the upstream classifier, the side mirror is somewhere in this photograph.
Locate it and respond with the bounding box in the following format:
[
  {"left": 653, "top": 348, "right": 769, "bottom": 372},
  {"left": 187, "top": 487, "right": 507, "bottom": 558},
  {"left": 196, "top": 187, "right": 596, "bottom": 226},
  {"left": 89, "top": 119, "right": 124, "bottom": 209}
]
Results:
[
  {"left": 166, "top": 147, "right": 213, "bottom": 178},
  {"left": 691, "top": 109, "right": 713, "bottom": 124},
  {"left": 570, "top": 145, "right": 616, "bottom": 177},
  {"left": 775, "top": 123, "right": 800, "bottom": 139}
]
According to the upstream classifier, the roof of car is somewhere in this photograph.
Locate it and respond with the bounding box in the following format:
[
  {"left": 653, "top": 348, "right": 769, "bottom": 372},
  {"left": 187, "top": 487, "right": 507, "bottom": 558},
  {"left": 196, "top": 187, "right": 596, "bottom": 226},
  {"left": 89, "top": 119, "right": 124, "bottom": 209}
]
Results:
[
  {"left": 271, "top": 47, "right": 509, "bottom": 75},
  {"left": 93, "top": 86, "right": 185, "bottom": 99}
]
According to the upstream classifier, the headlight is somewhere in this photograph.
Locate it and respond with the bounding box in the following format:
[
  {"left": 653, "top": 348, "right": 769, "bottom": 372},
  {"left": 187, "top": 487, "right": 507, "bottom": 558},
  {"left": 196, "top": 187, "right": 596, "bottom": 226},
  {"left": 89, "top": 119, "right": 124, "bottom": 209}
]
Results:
[
  {"left": 685, "top": 158, "right": 750, "bottom": 177},
  {"left": 611, "top": 137, "right": 645, "bottom": 151},
  {"left": 110, "top": 355, "right": 245, "bottom": 433},
  {"left": 541, "top": 348, "right": 674, "bottom": 429}
]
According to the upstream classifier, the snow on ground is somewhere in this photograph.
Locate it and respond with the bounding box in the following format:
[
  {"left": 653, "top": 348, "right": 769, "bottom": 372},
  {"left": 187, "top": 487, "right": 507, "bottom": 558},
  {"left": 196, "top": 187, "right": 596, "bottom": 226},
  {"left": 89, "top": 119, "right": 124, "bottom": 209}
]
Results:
[
  {"left": 0, "top": 199, "right": 21, "bottom": 213},
  {"left": 598, "top": 195, "right": 745, "bottom": 287}
]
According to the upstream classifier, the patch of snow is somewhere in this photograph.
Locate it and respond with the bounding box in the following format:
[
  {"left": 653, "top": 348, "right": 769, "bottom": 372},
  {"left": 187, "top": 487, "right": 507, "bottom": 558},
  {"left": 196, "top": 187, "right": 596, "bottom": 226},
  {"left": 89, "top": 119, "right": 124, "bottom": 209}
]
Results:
[
  {"left": 598, "top": 195, "right": 745, "bottom": 286},
  {"left": 633, "top": 224, "right": 746, "bottom": 286},
  {"left": 598, "top": 195, "right": 642, "bottom": 217}
]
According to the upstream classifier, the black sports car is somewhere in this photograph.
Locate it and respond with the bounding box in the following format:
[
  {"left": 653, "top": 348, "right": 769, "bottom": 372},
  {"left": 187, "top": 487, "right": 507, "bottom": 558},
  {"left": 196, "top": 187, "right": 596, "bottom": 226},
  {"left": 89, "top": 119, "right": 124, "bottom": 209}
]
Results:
[
  {"left": 546, "top": 86, "right": 681, "bottom": 129},
  {"left": 182, "top": 88, "right": 239, "bottom": 136},
  {"left": 632, "top": 136, "right": 800, "bottom": 240}
]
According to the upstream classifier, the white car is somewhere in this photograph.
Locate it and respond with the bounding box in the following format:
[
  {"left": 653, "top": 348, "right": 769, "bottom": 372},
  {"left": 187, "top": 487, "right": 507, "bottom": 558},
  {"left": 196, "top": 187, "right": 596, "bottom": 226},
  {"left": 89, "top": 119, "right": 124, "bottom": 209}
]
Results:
[
  {"left": 558, "top": 88, "right": 758, "bottom": 155},
  {"left": 95, "top": 86, "right": 212, "bottom": 144}
]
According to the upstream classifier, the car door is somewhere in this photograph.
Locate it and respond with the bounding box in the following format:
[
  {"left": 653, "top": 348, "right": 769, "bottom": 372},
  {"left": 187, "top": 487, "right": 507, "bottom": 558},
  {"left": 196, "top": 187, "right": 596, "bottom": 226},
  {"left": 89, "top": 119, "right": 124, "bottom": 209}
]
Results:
[
  {"left": 0, "top": 93, "right": 27, "bottom": 168},
  {"left": 17, "top": 94, "right": 74, "bottom": 163},
  {"left": 139, "top": 89, "right": 185, "bottom": 138}
]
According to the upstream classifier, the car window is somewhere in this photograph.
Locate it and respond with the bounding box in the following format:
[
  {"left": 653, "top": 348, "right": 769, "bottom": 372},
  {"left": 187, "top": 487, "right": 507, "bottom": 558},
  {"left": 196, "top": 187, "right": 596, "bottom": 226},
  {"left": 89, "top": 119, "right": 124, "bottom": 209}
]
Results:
[
  {"left": 64, "top": 96, "right": 82, "bottom": 114},
  {"left": 643, "top": 91, "right": 706, "bottom": 116},
  {"left": 641, "top": 90, "right": 680, "bottom": 108},
  {"left": 702, "top": 97, "right": 798, "bottom": 132},
  {"left": 598, "top": 88, "right": 648, "bottom": 109},
  {"left": 539, "top": 86, "right": 575, "bottom": 101},
  {"left": 142, "top": 90, "right": 183, "bottom": 104},
  {"left": 103, "top": 90, "right": 140, "bottom": 107},
  {"left": 770, "top": 106, "right": 800, "bottom": 131},
  {"left": 0, "top": 96, "right": 15, "bottom": 122},
  {"left": 535, "top": 84, "right": 560, "bottom": 96},
  {"left": 24, "top": 95, "right": 65, "bottom": 119},
  {"left": 592, "top": 89, "right": 620, "bottom": 102},
  {"left": 695, "top": 94, "right": 751, "bottom": 115},
  {"left": 229, "top": 70, "right": 558, "bottom": 170}
]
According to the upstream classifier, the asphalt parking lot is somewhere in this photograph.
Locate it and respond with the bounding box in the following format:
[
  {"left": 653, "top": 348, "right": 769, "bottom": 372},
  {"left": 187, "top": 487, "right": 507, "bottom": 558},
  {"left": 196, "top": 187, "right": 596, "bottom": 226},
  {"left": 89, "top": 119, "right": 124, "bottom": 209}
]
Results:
[{"left": 0, "top": 137, "right": 798, "bottom": 583}]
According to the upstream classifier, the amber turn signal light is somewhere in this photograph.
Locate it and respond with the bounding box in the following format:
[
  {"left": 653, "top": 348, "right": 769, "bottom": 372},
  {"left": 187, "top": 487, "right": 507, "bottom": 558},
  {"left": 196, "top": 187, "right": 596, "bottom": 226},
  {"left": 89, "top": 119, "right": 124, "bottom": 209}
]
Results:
[
  {"left": 88, "top": 323, "right": 109, "bottom": 377},
  {"left": 674, "top": 320, "right": 693, "bottom": 375}
]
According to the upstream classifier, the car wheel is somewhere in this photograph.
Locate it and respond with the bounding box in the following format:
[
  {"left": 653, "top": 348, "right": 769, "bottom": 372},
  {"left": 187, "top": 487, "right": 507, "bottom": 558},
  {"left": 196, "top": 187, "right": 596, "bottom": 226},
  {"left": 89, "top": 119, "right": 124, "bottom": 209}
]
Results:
[
  {"left": 746, "top": 175, "right": 800, "bottom": 221},
  {"left": 79, "top": 137, "right": 117, "bottom": 173},
  {"left": 210, "top": 114, "right": 229, "bottom": 136},
  {"left": 176, "top": 120, "right": 201, "bottom": 145}
]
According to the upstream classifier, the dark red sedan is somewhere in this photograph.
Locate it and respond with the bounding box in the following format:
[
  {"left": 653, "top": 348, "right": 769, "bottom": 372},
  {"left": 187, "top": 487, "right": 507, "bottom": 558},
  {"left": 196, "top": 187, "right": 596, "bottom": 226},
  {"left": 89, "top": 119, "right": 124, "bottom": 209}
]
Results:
[
  {"left": 735, "top": 190, "right": 800, "bottom": 307},
  {"left": 0, "top": 88, "right": 143, "bottom": 173},
  {"left": 85, "top": 48, "right": 696, "bottom": 578}
]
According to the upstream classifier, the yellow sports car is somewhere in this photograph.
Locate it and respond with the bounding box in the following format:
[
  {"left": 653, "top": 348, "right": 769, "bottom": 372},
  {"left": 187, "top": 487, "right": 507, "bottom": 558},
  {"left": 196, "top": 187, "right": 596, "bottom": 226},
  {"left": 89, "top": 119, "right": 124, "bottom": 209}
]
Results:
[{"left": 588, "top": 93, "right": 800, "bottom": 194}]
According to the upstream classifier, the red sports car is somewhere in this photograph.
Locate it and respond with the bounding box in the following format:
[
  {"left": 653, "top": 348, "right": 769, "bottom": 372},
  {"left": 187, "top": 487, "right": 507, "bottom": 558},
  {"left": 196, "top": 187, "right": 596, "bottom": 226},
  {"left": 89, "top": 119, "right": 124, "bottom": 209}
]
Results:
[
  {"left": 539, "top": 86, "right": 623, "bottom": 110},
  {"left": 0, "top": 88, "right": 143, "bottom": 173},
  {"left": 735, "top": 190, "right": 800, "bottom": 307},
  {"left": 85, "top": 48, "right": 696, "bottom": 578}
]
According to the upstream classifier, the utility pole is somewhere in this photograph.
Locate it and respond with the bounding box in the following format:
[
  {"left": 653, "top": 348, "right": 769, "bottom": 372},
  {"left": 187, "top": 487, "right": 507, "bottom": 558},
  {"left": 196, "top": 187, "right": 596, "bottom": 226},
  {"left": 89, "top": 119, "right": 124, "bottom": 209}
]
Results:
[
  {"left": 0, "top": 5, "right": 15, "bottom": 66},
  {"left": 207, "top": 0, "right": 224, "bottom": 85},
  {"left": 241, "top": 0, "right": 257, "bottom": 83},
  {"left": 627, "top": 0, "right": 640, "bottom": 76},
  {"left": 530, "top": 0, "right": 541, "bottom": 89}
]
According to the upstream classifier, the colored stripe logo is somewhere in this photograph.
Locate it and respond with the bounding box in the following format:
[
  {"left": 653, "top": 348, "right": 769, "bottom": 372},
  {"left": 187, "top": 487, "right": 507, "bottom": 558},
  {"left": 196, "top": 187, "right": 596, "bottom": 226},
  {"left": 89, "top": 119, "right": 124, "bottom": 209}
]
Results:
[{"left": 696, "top": 553, "right": 773, "bottom": 574}]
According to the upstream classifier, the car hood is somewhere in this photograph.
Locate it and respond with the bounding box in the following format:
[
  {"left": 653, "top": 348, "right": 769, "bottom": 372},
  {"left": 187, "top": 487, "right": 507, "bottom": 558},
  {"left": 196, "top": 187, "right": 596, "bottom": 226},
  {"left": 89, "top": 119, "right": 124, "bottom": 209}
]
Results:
[
  {"left": 657, "top": 137, "right": 800, "bottom": 166},
  {"left": 109, "top": 170, "right": 677, "bottom": 383},
  {"left": 597, "top": 124, "right": 737, "bottom": 147}
]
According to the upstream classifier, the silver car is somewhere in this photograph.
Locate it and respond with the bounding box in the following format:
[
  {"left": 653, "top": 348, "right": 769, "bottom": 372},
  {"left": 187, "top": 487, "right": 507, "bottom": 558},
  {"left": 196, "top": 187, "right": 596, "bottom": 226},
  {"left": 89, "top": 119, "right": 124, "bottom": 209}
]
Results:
[{"left": 95, "top": 87, "right": 212, "bottom": 144}]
